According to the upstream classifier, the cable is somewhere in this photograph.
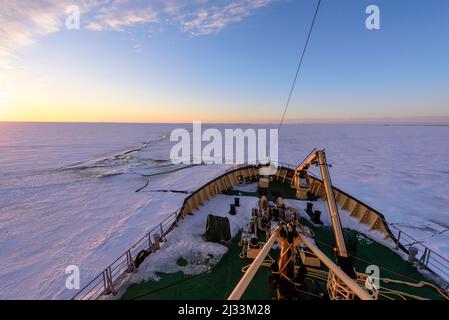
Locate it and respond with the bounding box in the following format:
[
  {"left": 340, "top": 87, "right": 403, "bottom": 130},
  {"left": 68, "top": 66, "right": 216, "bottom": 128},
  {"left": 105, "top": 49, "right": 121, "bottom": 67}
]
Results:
[
  {"left": 305, "top": 267, "right": 449, "bottom": 300},
  {"left": 278, "top": 0, "right": 322, "bottom": 131},
  {"left": 312, "top": 237, "right": 424, "bottom": 283},
  {"left": 312, "top": 236, "right": 449, "bottom": 299}
]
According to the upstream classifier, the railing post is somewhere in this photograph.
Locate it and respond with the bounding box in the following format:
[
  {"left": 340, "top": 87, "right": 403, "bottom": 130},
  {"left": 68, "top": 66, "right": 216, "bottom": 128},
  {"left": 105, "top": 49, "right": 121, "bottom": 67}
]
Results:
[
  {"left": 102, "top": 270, "right": 108, "bottom": 294},
  {"left": 160, "top": 223, "right": 166, "bottom": 242},
  {"left": 395, "top": 230, "right": 402, "bottom": 250},
  {"left": 103, "top": 267, "right": 116, "bottom": 295},
  {"left": 173, "top": 212, "right": 179, "bottom": 227},
  {"left": 148, "top": 233, "right": 153, "bottom": 250},
  {"left": 419, "top": 248, "right": 428, "bottom": 269},
  {"left": 126, "top": 250, "right": 136, "bottom": 273},
  {"left": 73, "top": 209, "right": 185, "bottom": 300}
]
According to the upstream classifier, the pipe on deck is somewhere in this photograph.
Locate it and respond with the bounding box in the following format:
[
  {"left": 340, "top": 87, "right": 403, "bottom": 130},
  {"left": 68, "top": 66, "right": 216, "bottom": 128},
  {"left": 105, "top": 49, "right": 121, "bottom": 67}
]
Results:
[
  {"left": 299, "top": 234, "right": 373, "bottom": 300},
  {"left": 228, "top": 226, "right": 372, "bottom": 300},
  {"left": 228, "top": 227, "right": 279, "bottom": 300}
]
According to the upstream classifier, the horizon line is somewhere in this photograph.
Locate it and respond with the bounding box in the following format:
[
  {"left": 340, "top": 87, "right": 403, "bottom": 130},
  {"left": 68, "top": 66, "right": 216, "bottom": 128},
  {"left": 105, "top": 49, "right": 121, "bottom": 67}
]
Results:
[{"left": 1, "top": 120, "right": 449, "bottom": 126}]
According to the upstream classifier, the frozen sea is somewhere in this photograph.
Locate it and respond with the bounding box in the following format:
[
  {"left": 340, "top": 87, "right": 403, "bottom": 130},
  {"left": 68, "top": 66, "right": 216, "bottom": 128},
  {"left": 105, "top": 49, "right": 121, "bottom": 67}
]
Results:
[{"left": 0, "top": 122, "right": 448, "bottom": 299}]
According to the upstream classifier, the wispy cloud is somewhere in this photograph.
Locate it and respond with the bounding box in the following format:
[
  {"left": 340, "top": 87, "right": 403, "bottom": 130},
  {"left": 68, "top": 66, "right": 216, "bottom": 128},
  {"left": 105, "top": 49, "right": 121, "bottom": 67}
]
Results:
[
  {"left": 0, "top": 0, "right": 272, "bottom": 53},
  {"left": 86, "top": 1, "right": 159, "bottom": 32},
  {"left": 0, "top": 0, "right": 73, "bottom": 103},
  {"left": 177, "top": 0, "right": 271, "bottom": 36},
  {"left": 85, "top": 22, "right": 104, "bottom": 31},
  {"left": 0, "top": 0, "right": 272, "bottom": 90},
  {"left": 0, "top": 1, "right": 68, "bottom": 66}
]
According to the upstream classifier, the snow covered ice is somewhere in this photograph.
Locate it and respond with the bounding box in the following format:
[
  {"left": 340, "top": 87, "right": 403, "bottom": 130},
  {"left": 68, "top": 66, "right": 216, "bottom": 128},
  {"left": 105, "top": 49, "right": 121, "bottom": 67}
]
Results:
[{"left": 0, "top": 122, "right": 448, "bottom": 299}]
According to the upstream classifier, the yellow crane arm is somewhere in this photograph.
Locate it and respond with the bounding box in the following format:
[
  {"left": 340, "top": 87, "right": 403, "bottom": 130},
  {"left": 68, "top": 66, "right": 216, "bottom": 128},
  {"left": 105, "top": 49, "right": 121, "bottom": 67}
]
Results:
[
  {"left": 295, "top": 150, "right": 348, "bottom": 258},
  {"left": 299, "top": 234, "right": 373, "bottom": 300},
  {"left": 228, "top": 226, "right": 372, "bottom": 300},
  {"left": 228, "top": 227, "right": 280, "bottom": 300}
]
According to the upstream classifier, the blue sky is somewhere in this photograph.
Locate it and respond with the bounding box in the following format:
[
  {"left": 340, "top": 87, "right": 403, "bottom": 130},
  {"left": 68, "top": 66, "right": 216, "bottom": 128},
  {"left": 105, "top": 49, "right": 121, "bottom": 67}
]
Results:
[{"left": 1, "top": 0, "right": 448, "bottom": 123}]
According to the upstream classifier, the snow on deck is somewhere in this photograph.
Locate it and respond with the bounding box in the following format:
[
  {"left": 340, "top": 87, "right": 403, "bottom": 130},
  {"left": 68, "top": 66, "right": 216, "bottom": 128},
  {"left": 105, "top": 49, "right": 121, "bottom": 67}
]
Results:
[{"left": 129, "top": 194, "right": 258, "bottom": 287}]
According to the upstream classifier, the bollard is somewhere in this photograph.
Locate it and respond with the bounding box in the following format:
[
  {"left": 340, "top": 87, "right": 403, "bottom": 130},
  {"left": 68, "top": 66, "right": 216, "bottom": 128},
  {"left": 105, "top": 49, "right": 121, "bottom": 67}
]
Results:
[
  {"left": 229, "top": 204, "right": 237, "bottom": 215},
  {"left": 306, "top": 202, "right": 314, "bottom": 214},
  {"left": 313, "top": 210, "right": 321, "bottom": 224}
]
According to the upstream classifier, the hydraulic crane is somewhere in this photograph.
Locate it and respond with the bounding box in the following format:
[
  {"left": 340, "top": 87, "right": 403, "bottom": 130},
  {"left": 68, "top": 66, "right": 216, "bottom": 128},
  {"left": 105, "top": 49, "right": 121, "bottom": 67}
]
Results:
[{"left": 293, "top": 149, "right": 355, "bottom": 277}]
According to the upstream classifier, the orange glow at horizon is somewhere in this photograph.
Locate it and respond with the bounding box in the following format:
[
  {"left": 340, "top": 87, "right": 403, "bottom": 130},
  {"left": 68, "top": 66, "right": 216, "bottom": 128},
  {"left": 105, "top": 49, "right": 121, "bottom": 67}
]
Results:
[
  {"left": 2, "top": 77, "right": 447, "bottom": 125},
  {"left": 0, "top": 103, "right": 281, "bottom": 124}
]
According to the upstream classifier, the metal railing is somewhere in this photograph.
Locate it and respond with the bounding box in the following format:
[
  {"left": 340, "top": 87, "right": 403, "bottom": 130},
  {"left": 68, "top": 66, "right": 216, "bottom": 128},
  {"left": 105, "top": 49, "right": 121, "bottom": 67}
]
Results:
[
  {"left": 390, "top": 225, "right": 449, "bottom": 283},
  {"left": 71, "top": 163, "right": 290, "bottom": 300},
  {"left": 71, "top": 209, "right": 180, "bottom": 300},
  {"left": 223, "top": 161, "right": 297, "bottom": 173},
  {"left": 72, "top": 163, "right": 254, "bottom": 300}
]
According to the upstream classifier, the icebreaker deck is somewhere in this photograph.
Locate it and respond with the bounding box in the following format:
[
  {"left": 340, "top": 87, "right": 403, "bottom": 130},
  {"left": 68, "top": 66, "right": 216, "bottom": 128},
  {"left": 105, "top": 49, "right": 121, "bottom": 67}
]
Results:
[
  {"left": 121, "top": 180, "right": 447, "bottom": 300},
  {"left": 72, "top": 151, "right": 449, "bottom": 301}
]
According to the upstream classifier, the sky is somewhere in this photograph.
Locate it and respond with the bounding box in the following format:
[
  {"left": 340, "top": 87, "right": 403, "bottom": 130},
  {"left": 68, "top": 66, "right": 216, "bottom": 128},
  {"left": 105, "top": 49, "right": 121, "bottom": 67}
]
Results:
[{"left": 0, "top": 0, "right": 448, "bottom": 124}]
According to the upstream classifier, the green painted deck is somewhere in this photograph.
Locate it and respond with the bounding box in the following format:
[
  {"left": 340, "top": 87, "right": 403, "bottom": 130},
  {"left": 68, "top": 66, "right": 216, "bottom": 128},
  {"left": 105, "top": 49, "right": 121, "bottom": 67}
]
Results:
[
  {"left": 122, "top": 180, "right": 446, "bottom": 300},
  {"left": 122, "top": 234, "right": 275, "bottom": 300}
]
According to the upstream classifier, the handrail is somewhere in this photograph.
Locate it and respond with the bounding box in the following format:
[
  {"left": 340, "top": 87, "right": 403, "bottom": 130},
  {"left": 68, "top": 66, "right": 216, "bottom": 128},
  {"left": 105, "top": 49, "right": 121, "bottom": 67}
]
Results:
[
  {"left": 223, "top": 161, "right": 297, "bottom": 173},
  {"left": 71, "top": 209, "right": 180, "bottom": 300},
  {"left": 73, "top": 163, "right": 259, "bottom": 300},
  {"left": 389, "top": 225, "right": 449, "bottom": 281}
]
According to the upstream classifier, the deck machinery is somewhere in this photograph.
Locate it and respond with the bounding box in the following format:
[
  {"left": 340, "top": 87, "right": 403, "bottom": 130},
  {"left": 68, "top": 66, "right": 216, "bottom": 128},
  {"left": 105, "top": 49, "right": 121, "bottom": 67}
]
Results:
[{"left": 229, "top": 150, "right": 375, "bottom": 300}]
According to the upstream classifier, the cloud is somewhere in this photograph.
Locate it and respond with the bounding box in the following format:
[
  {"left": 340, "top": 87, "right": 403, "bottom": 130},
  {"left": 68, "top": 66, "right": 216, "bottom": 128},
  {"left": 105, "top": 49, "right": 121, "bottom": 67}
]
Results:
[
  {"left": 92, "top": 8, "right": 159, "bottom": 32},
  {"left": 85, "top": 22, "right": 104, "bottom": 31},
  {"left": 82, "top": 0, "right": 272, "bottom": 36},
  {"left": 0, "top": 0, "right": 273, "bottom": 69},
  {"left": 86, "top": 1, "right": 159, "bottom": 32},
  {"left": 0, "top": 1, "right": 67, "bottom": 62},
  {"left": 0, "top": 0, "right": 74, "bottom": 103},
  {"left": 0, "top": 0, "right": 272, "bottom": 106},
  {"left": 177, "top": 0, "right": 271, "bottom": 36}
]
